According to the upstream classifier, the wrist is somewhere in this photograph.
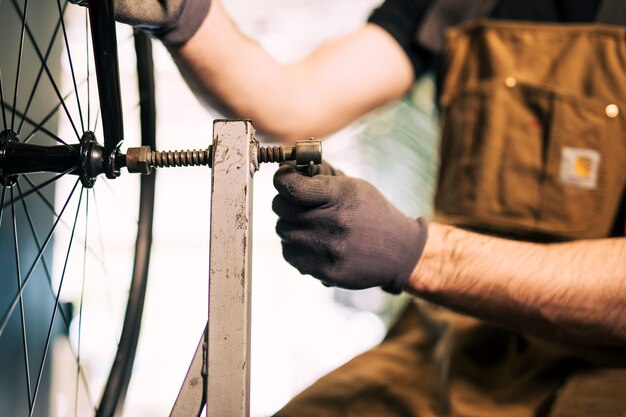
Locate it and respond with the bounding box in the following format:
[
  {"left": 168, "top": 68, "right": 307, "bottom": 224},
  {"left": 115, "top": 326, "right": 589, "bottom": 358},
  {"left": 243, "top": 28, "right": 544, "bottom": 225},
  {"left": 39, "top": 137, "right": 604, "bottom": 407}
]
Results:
[
  {"left": 383, "top": 217, "right": 429, "bottom": 294},
  {"left": 404, "top": 221, "right": 453, "bottom": 295}
]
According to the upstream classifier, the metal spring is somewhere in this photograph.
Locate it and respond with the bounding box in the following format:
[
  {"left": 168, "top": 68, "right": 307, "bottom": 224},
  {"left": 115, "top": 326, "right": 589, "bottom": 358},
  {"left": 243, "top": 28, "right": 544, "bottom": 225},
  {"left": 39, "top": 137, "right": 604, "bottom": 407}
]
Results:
[
  {"left": 258, "top": 146, "right": 285, "bottom": 164},
  {"left": 151, "top": 147, "right": 213, "bottom": 169}
]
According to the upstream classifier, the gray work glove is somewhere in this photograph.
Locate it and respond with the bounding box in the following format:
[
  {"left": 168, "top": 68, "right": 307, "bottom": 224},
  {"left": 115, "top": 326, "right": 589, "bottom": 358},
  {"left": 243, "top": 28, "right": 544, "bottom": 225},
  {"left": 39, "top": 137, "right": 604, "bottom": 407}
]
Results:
[
  {"left": 114, "top": 0, "right": 211, "bottom": 45},
  {"left": 272, "top": 163, "right": 428, "bottom": 294}
]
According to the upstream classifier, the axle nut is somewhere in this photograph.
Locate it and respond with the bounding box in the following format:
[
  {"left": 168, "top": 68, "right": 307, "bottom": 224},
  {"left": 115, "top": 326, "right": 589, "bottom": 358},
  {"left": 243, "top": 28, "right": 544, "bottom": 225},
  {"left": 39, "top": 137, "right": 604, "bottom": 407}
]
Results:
[{"left": 126, "top": 146, "right": 153, "bottom": 175}]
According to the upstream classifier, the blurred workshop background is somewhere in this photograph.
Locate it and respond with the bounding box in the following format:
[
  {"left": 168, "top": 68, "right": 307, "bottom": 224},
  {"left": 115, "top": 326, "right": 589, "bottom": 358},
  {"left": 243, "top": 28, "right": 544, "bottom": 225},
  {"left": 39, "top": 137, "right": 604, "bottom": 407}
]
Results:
[{"left": 6, "top": 0, "right": 439, "bottom": 415}]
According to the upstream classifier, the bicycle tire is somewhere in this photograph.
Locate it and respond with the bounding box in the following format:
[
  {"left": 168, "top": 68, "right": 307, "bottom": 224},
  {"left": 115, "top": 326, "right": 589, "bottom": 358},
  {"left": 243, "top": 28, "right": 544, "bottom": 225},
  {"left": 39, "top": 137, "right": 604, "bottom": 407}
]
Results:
[
  {"left": 96, "top": 29, "right": 156, "bottom": 417},
  {"left": 0, "top": 1, "right": 155, "bottom": 416}
]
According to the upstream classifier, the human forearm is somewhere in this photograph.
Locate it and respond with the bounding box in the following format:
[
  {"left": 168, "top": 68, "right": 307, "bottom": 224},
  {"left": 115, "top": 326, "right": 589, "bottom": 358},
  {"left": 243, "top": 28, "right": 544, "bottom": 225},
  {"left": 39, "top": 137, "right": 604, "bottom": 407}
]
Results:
[
  {"left": 169, "top": 0, "right": 414, "bottom": 142},
  {"left": 406, "top": 223, "right": 626, "bottom": 345}
]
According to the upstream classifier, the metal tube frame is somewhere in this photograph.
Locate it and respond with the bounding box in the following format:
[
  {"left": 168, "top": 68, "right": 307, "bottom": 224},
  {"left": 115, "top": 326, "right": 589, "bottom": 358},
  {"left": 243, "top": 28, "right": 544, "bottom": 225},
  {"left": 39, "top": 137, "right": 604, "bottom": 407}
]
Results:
[{"left": 170, "top": 120, "right": 258, "bottom": 417}]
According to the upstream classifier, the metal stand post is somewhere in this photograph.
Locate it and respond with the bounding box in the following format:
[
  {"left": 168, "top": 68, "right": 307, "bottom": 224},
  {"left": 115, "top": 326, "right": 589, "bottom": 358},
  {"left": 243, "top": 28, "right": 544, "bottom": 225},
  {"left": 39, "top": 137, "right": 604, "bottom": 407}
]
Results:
[
  {"left": 170, "top": 120, "right": 257, "bottom": 417},
  {"left": 206, "top": 120, "right": 256, "bottom": 416},
  {"left": 169, "top": 119, "right": 321, "bottom": 417}
]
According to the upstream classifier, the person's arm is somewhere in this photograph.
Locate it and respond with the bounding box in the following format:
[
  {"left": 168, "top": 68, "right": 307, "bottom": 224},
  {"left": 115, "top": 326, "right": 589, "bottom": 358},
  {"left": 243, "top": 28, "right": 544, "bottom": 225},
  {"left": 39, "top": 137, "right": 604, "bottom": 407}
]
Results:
[
  {"left": 407, "top": 223, "right": 626, "bottom": 345},
  {"left": 272, "top": 165, "right": 626, "bottom": 346},
  {"left": 169, "top": 0, "right": 415, "bottom": 142}
]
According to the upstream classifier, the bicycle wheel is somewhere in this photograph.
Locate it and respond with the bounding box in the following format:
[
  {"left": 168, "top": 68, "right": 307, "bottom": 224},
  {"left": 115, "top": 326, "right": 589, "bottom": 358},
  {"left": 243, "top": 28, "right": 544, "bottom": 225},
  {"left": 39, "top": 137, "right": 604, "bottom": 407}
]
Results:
[{"left": 0, "top": 1, "right": 155, "bottom": 416}]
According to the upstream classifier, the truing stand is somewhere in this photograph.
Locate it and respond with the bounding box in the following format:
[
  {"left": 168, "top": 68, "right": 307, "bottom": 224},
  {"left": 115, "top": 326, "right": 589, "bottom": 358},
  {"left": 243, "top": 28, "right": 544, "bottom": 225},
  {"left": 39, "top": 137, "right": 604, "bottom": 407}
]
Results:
[{"left": 170, "top": 120, "right": 321, "bottom": 417}]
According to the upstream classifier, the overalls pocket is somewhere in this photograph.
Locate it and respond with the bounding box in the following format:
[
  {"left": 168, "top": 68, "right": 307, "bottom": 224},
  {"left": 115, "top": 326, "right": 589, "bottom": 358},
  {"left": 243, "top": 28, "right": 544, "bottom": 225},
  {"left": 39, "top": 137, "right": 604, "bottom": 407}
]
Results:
[{"left": 436, "top": 77, "right": 611, "bottom": 239}]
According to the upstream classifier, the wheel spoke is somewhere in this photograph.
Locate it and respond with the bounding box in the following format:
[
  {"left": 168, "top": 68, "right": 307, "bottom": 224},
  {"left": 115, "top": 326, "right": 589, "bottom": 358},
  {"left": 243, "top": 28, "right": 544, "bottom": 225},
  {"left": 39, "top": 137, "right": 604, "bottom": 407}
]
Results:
[
  {"left": 16, "top": 3, "right": 67, "bottom": 135},
  {"left": 93, "top": 106, "right": 101, "bottom": 133},
  {"left": 0, "top": 186, "right": 6, "bottom": 228},
  {"left": 92, "top": 188, "right": 121, "bottom": 345},
  {"left": 86, "top": 9, "right": 91, "bottom": 130},
  {"left": 10, "top": 187, "right": 34, "bottom": 412},
  {"left": 11, "top": 0, "right": 30, "bottom": 131},
  {"left": 0, "top": 178, "right": 79, "bottom": 339},
  {"left": 16, "top": 181, "right": 70, "bottom": 328},
  {"left": 22, "top": 76, "right": 89, "bottom": 145},
  {"left": 20, "top": 175, "right": 112, "bottom": 274},
  {"left": 2, "top": 99, "right": 75, "bottom": 149},
  {"left": 9, "top": 0, "right": 81, "bottom": 141},
  {"left": 56, "top": 0, "right": 85, "bottom": 132},
  {"left": 75, "top": 190, "right": 89, "bottom": 417},
  {"left": 22, "top": 93, "right": 75, "bottom": 144},
  {"left": 29, "top": 187, "right": 84, "bottom": 417},
  {"left": 2, "top": 169, "right": 73, "bottom": 211},
  {"left": 21, "top": 175, "right": 63, "bottom": 216},
  {"left": 0, "top": 68, "right": 8, "bottom": 131},
  {"left": 15, "top": 181, "right": 97, "bottom": 413}
]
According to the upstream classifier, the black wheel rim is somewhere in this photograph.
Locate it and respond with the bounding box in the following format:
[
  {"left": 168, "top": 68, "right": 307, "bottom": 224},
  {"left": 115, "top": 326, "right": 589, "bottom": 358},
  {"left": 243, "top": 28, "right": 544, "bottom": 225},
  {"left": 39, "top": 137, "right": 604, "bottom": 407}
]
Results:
[{"left": 96, "top": 29, "right": 156, "bottom": 417}]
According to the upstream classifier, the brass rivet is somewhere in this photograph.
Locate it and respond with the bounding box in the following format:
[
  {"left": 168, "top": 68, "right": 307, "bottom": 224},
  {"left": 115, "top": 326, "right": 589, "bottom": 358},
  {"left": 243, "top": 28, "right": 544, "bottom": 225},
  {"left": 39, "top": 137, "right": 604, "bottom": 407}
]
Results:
[
  {"left": 605, "top": 104, "right": 619, "bottom": 118},
  {"left": 504, "top": 77, "right": 517, "bottom": 87}
]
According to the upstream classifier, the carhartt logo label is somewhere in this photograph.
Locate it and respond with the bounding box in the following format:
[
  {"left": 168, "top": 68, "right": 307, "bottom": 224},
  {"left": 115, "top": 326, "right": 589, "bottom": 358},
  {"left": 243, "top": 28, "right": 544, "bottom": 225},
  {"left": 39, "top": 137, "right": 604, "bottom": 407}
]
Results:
[{"left": 559, "top": 147, "right": 600, "bottom": 190}]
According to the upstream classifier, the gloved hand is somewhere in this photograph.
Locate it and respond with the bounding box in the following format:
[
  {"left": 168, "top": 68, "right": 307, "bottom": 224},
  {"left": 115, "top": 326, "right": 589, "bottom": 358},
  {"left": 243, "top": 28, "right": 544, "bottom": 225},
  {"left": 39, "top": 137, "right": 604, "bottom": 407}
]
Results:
[
  {"left": 113, "top": 0, "right": 211, "bottom": 45},
  {"left": 272, "top": 163, "right": 428, "bottom": 294}
]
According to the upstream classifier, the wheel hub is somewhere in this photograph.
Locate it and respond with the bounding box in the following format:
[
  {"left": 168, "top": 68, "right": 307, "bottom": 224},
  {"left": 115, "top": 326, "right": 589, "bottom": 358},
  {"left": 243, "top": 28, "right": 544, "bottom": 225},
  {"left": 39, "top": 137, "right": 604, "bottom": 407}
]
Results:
[
  {"left": 78, "top": 131, "right": 105, "bottom": 188},
  {"left": 0, "top": 129, "right": 20, "bottom": 187},
  {"left": 0, "top": 129, "right": 121, "bottom": 189}
]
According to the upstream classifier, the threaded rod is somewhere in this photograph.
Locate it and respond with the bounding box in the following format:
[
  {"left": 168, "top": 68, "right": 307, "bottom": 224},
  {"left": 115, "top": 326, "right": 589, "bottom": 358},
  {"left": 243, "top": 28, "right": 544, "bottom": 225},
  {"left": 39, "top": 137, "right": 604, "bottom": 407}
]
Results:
[
  {"left": 125, "top": 140, "right": 321, "bottom": 175},
  {"left": 151, "top": 147, "right": 213, "bottom": 168},
  {"left": 257, "top": 145, "right": 296, "bottom": 164}
]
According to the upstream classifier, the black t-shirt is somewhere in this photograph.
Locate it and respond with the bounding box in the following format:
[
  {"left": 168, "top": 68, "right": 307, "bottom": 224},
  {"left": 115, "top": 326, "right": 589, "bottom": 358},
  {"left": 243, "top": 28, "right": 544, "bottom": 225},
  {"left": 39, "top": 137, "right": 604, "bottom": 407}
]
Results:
[{"left": 368, "top": 0, "right": 601, "bottom": 77}]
